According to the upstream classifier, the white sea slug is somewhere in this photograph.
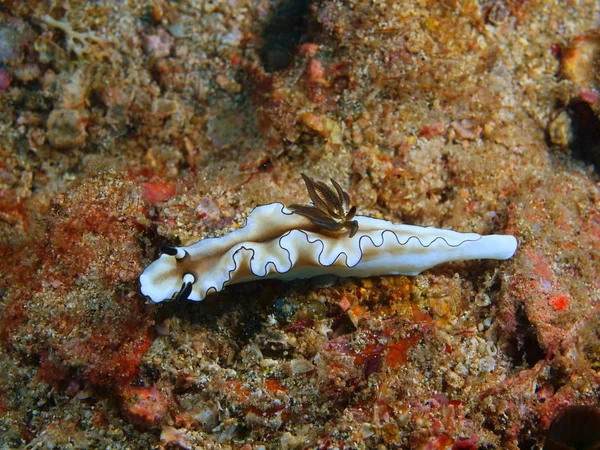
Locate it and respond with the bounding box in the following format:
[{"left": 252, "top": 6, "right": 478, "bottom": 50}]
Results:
[{"left": 140, "top": 175, "right": 518, "bottom": 303}]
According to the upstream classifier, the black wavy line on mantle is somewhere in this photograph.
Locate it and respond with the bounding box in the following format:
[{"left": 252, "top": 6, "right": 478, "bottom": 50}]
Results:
[{"left": 169, "top": 203, "right": 482, "bottom": 301}]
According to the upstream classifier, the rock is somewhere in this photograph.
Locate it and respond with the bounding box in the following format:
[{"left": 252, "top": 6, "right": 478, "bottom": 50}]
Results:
[{"left": 46, "top": 108, "right": 87, "bottom": 149}]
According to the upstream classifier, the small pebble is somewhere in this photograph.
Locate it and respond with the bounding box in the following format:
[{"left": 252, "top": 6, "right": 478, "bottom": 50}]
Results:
[{"left": 46, "top": 108, "right": 87, "bottom": 149}]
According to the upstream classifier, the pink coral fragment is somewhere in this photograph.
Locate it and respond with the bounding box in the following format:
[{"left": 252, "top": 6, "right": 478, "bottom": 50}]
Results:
[
  {"left": 121, "top": 385, "right": 170, "bottom": 428},
  {"left": 339, "top": 296, "right": 351, "bottom": 311},
  {"left": 142, "top": 182, "right": 176, "bottom": 204}
]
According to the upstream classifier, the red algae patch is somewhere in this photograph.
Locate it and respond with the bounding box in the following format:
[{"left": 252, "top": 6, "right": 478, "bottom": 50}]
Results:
[
  {"left": 1, "top": 172, "right": 154, "bottom": 391},
  {"left": 36, "top": 353, "right": 71, "bottom": 390}
]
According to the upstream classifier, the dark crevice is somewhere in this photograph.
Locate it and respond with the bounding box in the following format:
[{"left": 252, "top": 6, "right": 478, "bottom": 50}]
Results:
[
  {"left": 566, "top": 100, "right": 600, "bottom": 172},
  {"left": 259, "top": 0, "right": 317, "bottom": 72},
  {"left": 505, "top": 303, "right": 546, "bottom": 369},
  {"left": 138, "top": 224, "right": 179, "bottom": 261},
  {"left": 544, "top": 405, "right": 600, "bottom": 450}
]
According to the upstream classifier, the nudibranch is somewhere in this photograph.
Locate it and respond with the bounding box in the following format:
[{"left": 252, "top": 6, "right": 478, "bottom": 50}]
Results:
[{"left": 140, "top": 176, "right": 518, "bottom": 303}]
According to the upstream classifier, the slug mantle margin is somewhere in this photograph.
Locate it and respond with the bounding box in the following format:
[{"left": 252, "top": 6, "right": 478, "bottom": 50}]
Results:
[{"left": 139, "top": 202, "right": 518, "bottom": 303}]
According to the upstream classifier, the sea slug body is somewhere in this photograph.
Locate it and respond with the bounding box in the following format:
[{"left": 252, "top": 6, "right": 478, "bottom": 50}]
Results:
[{"left": 139, "top": 202, "right": 518, "bottom": 303}]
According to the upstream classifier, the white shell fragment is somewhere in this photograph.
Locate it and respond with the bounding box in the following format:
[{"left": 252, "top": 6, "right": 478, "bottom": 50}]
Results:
[{"left": 140, "top": 203, "right": 518, "bottom": 303}]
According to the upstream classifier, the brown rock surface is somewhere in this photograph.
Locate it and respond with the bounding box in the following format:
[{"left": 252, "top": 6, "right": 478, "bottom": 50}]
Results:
[{"left": 0, "top": 1, "right": 598, "bottom": 448}]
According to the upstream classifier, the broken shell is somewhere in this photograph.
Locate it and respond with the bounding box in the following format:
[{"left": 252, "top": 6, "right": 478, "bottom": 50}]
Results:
[{"left": 547, "top": 109, "right": 573, "bottom": 150}]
